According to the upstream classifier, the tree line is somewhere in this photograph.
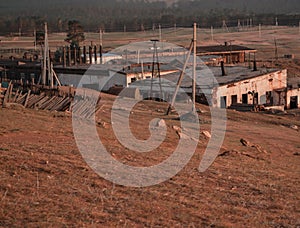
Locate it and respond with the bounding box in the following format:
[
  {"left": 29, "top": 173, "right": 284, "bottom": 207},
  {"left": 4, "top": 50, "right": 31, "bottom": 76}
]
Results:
[{"left": 0, "top": 0, "right": 299, "bottom": 35}]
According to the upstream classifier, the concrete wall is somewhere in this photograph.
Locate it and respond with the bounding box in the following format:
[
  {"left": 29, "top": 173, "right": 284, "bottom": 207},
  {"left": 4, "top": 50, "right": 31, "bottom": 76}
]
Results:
[
  {"left": 286, "top": 88, "right": 300, "bottom": 109},
  {"left": 214, "top": 69, "right": 287, "bottom": 108}
]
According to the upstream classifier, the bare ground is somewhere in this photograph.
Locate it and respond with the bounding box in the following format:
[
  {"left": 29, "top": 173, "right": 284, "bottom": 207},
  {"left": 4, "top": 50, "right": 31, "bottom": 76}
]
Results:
[{"left": 0, "top": 93, "right": 299, "bottom": 227}]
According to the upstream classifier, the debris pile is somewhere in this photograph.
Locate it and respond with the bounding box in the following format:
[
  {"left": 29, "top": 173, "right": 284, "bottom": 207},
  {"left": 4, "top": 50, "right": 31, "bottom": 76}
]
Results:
[{"left": 1, "top": 83, "right": 72, "bottom": 112}]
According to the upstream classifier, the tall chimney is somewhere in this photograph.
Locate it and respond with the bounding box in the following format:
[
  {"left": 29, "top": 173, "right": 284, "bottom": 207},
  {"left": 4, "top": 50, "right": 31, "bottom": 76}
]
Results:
[
  {"left": 99, "top": 45, "right": 103, "bottom": 64},
  {"left": 89, "top": 46, "right": 93, "bottom": 64},
  {"left": 83, "top": 46, "right": 87, "bottom": 64},
  {"left": 94, "top": 46, "right": 97, "bottom": 64},
  {"left": 253, "top": 53, "right": 257, "bottom": 71},
  {"left": 253, "top": 60, "right": 257, "bottom": 71},
  {"left": 221, "top": 61, "right": 226, "bottom": 76}
]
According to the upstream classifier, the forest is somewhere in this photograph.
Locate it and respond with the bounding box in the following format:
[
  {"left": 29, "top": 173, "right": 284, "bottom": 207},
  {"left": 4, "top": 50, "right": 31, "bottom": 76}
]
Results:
[{"left": 0, "top": 0, "right": 299, "bottom": 35}]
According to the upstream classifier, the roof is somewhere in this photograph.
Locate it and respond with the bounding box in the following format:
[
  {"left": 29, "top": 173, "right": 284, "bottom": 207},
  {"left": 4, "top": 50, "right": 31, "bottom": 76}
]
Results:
[
  {"left": 0, "top": 59, "right": 40, "bottom": 68},
  {"left": 287, "top": 77, "right": 300, "bottom": 89},
  {"left": 130, "top": 66, "right": 282, "bottom": 93},
  {"left": 197, "top": 45, "right": 256, "bottom": 55}
]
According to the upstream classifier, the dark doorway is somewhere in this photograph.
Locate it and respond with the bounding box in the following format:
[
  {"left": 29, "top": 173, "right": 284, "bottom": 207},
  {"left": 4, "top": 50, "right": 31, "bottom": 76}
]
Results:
[
  {"left": 231, "top": 95, "right": 238, "bottom": 105},
  {"left": 221, "top": 96, "right": 227, "bottom": 109},
  {"left": 242, "top": 94, "right": 248, "bottom": 104},
  {"left": 266, "top": 91, "right": 273, "bottom": 105},
  {"left": 253, "top": 93, "right": 259, "bottom": 105},
  {"left": 290, "top": 96, "right": 298, "bottom": 109}
]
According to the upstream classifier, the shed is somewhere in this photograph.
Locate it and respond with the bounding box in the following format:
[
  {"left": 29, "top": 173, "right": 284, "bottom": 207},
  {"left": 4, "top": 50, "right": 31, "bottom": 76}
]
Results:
[{"left": 196, "top": 44, "right": 257, "bottom": 64}]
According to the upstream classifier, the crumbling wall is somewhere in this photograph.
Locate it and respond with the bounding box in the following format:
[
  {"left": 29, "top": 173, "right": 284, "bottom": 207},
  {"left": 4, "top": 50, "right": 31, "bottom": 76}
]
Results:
[
  {"left": 214, "top": 69, "right": 287, "bottom": 108},
  {"left": 286, "top": 88, "right": 300, "bottom": 109}
]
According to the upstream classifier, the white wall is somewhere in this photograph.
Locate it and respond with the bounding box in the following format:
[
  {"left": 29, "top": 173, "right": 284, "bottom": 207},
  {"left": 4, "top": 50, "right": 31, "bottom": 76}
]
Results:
[
  {"left": 214, "top": 69, "right": 287, "bottom": 108},
  {"left": 287, "top": 88, "right": 300, "bottom": 109}
]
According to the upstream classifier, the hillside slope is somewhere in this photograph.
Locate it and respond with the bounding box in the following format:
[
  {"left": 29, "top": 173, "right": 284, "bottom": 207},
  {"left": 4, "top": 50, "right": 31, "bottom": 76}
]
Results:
[{"left": 0, "top": 94, "right": 299, "bottom": 226}]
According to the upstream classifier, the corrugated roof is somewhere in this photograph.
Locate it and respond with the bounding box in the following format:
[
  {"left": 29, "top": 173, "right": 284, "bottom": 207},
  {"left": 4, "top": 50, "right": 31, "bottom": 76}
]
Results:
[
  {"left": 197, "top": 45, "right": 256, "bottom": 54},
  {"left": 130, "top": 66, "right": 281, "bottom": 93}
]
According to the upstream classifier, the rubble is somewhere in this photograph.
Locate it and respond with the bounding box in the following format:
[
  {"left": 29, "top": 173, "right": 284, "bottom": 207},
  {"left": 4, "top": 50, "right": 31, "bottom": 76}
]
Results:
[
  {"left": 201, "top": 131, "right": 212, "bottom": 139},
  {"left": 290, "top": 125, "right": 298, "bottom": 130},
  {"left": 240, "top": 138, "right": 268, "bottom": 153},
  {"left": 156, "top": 119, "right": 166, "bottom": 128}
]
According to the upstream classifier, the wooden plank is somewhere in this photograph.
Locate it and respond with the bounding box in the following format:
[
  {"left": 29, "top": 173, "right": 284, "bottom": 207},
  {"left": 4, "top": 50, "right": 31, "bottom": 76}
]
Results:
[
  {"left": 34, "top": 96, "right": 50, "bottom": 109},
  {"left": 52, "top": 97, "right": 71, "bottom": 111},
  {"left": 27, "top": 95, "right": 45, "bottom": 108},
  {"left": 24, "top": 90, "right": 31, "bottom": 108},
  {"left": 39, "top": 96, "right": 57, "bottom": 110},
  {"left": 16, "top": 93, "right": 28, "bottom": 105},
  {"left": 50, "top": 97, "right": 66, "bottom": 111},
  {"left": 46, "top": 97, "right": 63, "bottom": 110},
  {"left": 7, "top": 82, "right": 13, "bottom": 103},
  {"left": 13, "top": 89, "right": 20, "bottom": 103},
  {"left": 2, "top": 81, "right": 12, "bottom": 107}
]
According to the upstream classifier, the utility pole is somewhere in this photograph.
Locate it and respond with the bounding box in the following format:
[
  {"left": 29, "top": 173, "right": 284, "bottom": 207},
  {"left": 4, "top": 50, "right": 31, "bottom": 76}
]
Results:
[
  {"left": 174, "top": 23, "right": 177, "bottom": 36},
  {"left": 159, "top": 24, "right": 162, "bottom": 41},
  {"left": 99, "top": 28, "right": 103, "bottom": 64},
  {"left": 222, "top": 20, "right": 229, "bottom": 32},
  {"left": 274, "top": 38, "right": 278, "bottom": 61},
  {"left": 192, "top": 23, "right": 197, "bottom": 113},
  {"left": 237, "top": 19, "right": 241, "bottom": 31},
  {"left": 211, "top": 26, "right": 214, "bottom": 41},
  {"left": 42, "top": 23, "right": 48, "bottom": 86},
  {"left": 99, "top": 28, "right": 103, "bottom": 46},
  {"left": 259, "top": 24, "right": 262, "bottom": 39},
  {"left": 41, "top": 22, "right": 60, "bottom": 88},
  {"left": 34, "top": 28, "right": 36, "bottom": 50},
  {"left": 166, "top": 23, "right": 198, "bottom": 115},
  {"left": 141, "top": 60, "right": 144, "bottom": 79}
]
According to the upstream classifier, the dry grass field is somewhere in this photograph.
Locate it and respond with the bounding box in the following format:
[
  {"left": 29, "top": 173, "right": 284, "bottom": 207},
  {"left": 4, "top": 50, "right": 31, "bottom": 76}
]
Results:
[{"left": 0, "top": 94, "right": 299, "bottom": 226}]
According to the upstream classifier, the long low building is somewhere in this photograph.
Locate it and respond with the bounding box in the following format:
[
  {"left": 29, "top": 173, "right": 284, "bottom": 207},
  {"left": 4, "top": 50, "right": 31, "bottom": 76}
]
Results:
[
  {"left": 210, "top": 67, "right": 287, "bottom": 108},
  {"left": 149, "top": 66, "right": 288, "bottom": 109},
  {"left": 2, "top": 57, "right": 297, "bottom": 110},
  {"left": 57, "top": 62, "right": 298, "bottom": 110}
]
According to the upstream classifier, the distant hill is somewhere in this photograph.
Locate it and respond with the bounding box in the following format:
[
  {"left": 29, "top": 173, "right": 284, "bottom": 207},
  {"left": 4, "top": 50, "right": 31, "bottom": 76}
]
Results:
[
  {"left": 1, "top": 0, "right": 300, "bottom": 14},
  {"left": 0, "top": 0, "right": 299, "bottom": 34}
]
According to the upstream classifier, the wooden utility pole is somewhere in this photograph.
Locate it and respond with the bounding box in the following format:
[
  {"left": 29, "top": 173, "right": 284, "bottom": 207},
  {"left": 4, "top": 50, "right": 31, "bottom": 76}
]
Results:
[
  {"left": 166, "top": 23, "right": 198, "bottom": 115},
  {"left": 159, "top": 24, "right": 162, "bottom": 41},
  {"left": 274, "top": 38, "right": 278, "bottom": 61},
  {"left": 237, "top": 19, "right": 241, "bottom": 31},
  {"left": 222, "top": 20, "right": 229, "bottom": 32},
  {"left": 99, "top": 28, "right": 103, "bottom": 46},
  {"left": 192, "top": 23, "right": 197, "bottom": 113},
  {"left": 259, "top": 24, "right": 262, "bottom": 38},
  {"left": 166, "top": 42, "right": 193, "bottom": 115},
  {"left": 42, "top": 23, "right": 48, "bottom": 86},
  {"left": 42, "top": 22, "right": 57, "bottom": 87},
  {"left": 34, "top": 28, "right": 36, "bottom": 50}
]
